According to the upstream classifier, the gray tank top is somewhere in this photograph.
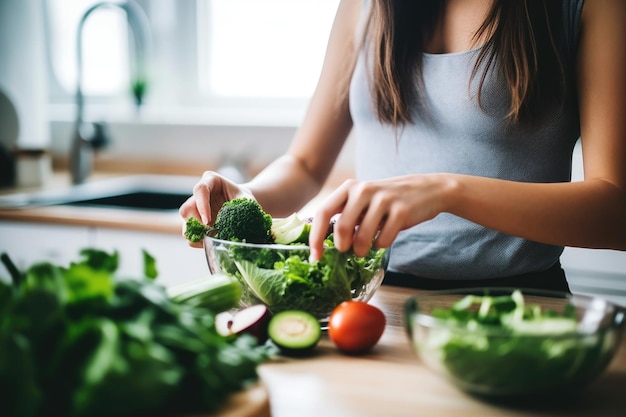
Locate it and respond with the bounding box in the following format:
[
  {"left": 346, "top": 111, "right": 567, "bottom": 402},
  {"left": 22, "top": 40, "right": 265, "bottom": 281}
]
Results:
[{"left": 349, "top": 0, "right": 583, "bottom": 279}]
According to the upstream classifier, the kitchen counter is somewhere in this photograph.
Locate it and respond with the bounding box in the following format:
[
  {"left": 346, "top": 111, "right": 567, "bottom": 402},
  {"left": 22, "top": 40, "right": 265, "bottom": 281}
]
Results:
[
  {"left": 256, "top": 285, "right": 626, "bottom": 417},
  {"left": 0, "top": 173, "right": 208, "bottom": 285},
  {"left": 0, "top": 172, "right": 189, "bottom": 234},
  {"left": 0, "top": 170, "right": 340, "bottom": 234},
  {"left": 0, "top": 203, "right": 183, "bottom": 234}
]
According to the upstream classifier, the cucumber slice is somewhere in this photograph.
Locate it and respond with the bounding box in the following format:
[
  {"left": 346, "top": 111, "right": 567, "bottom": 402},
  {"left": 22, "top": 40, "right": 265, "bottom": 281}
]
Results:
[{"left": 268, "top": 310, "right": 321, "bottom": 354}]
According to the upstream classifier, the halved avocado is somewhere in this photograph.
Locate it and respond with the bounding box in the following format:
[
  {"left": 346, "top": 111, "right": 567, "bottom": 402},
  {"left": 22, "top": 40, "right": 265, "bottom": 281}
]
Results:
[{"left": 268, "top": 310, "right": 321, "bottom": 355}]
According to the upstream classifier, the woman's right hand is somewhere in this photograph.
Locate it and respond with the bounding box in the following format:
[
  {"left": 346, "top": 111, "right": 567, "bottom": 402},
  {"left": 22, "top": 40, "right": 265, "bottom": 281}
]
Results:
[{"left": 178, "top": 170, "right": 254, "bottom": 247}]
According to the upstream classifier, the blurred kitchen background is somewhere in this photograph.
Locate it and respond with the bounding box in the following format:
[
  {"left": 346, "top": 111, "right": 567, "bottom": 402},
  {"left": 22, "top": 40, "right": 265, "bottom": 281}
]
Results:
[
  {"left": 0, "top": 0, "right": 350, "bottom": 183},
  {"left": 0, "top": 0, "right": 624, "bottom": 303}
]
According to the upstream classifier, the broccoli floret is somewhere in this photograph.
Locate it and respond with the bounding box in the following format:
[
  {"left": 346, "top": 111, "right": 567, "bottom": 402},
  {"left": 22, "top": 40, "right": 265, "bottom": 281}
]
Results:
[
  {"left": 184, "top": 217, "right": 213, "bottom": 243},
  {"left": 214, "top": 198, "right": 273, "bottom": 243}
]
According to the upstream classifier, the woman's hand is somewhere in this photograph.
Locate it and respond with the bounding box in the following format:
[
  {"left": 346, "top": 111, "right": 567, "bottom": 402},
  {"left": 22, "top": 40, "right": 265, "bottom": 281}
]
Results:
[
  {"left": 179, "top": 171, "right": 254, "bottom": 247},
  {"left": 308, "top": 174, "right": 456, "bottom": 260}
]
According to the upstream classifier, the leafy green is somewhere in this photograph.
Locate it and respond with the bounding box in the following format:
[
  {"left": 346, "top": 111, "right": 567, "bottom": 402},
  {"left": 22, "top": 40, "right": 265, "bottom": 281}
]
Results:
[
  {"left": 184, "top": 217, "right": 213, "bottom": 243},
  {"left": 0, "top": 248, "right": 271, "bottom": 417},
  {"left": 205, "top": 199, "right": 386, "bottom": 317},
  {"left": 142, "top": 250, "right": 158, "bottom": 280},
  {"left": 235, "top": 259, "right": 286, "bottom": 306},
  {"left": 417, "top": 290, "right": 614, "bottom": 396},
  {"left": 217, "top": 236, "right": 387, "bottom": 318}
]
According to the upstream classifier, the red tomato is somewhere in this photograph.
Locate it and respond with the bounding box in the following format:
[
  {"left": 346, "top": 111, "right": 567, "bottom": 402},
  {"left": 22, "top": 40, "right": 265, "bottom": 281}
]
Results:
[{"left": 328, "top": 301, "right": 386, "bottom": 354}]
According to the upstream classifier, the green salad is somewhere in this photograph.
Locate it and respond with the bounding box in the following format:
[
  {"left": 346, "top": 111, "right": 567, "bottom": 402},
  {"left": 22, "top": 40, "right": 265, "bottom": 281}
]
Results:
[
  {"left": 0, "top": 249, "right": 270, "bottom": 417},
  {"left": 413, "top": 290, "right": 617, "bottom": 397},
  {"left": 212, "top": 236, "right": 387, "bottom": 318},
  {"left": 189, "top": 198, "right": 387, "bottom": 319}
]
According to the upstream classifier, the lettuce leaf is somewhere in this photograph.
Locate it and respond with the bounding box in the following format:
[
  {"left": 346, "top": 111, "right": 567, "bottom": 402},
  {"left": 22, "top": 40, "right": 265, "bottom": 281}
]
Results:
[{"left": 228, "top": 242, "right": 386, "bottom": 318}]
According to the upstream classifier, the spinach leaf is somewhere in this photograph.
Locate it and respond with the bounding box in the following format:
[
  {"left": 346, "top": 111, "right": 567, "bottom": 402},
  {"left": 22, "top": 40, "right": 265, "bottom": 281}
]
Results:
[{"left": 0, "top": 249, "right": 270, "bottom": 417}]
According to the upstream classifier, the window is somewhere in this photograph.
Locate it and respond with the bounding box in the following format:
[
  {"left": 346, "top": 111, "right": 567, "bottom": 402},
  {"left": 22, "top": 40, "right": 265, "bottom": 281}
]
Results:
[
  {"left": 199, "top": 0, "right": 338, "bottom": 99},
  {"left": 46, "top": 0, "right": 131, "bottom": 97},
  {"left": 45, "top": 0, "right": 340, "bottom": 124}
]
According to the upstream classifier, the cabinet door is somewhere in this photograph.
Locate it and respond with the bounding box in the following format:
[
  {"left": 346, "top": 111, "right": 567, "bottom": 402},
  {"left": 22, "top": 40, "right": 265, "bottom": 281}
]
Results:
[
  {"left": 94, "top": 228, "right": 209, "bottom": 287},
  {"left": 561, "top": 248, "right": 626, "bottom": 275},
  {"left": 561, "top": 247, "right": 626, "bottom": 305},
  {"left": 0, "top": 220, "right": 92, "bottom": 273}
]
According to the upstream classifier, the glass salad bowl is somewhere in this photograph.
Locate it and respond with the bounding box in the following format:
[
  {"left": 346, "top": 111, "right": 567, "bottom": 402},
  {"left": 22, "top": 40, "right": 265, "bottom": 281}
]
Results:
[
  {"left": 204, "top": 235, "right": 387, "bottom": 324},
  {"left": 404, "top": 288, "right": 625, "bottom": 401}
]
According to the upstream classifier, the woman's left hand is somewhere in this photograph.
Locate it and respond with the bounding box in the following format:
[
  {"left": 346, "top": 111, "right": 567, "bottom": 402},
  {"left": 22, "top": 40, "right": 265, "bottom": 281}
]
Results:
[{"left": 308, "top": 174, "right": 456, "bottom": 260}]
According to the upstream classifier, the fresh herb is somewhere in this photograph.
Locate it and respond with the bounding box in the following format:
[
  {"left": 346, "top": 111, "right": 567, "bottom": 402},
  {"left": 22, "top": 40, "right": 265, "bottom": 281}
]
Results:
[{"left": 0, "top": 249, "right": 270, "bottom": 417}]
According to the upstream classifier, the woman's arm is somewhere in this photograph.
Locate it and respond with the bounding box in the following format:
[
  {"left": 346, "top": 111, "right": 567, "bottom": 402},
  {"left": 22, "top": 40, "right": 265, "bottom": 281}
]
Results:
[
  {"left": 243, "top": 0, "right": 361, "bottom": 217},
  {"left": 309, "top": 0, "right": 626, "bottom": 259}
]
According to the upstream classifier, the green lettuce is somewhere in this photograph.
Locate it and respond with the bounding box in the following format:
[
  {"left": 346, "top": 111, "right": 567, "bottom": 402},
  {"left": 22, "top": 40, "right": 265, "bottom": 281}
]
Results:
[
  {"left": 0, "top": 248, "right": 270, "bottom": 417},
  {"left": 221, "top": 238, "right": 386, "bottom": 318},
  {"left": 419, "top": 290, "right": 614, "bottom": 397}
]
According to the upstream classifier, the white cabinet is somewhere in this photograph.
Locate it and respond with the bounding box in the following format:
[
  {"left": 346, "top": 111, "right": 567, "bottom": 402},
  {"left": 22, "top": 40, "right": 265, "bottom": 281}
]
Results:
[
  {"left": 0, "top": 221, "right": 93, "bottom": 276},
  {"left": 0, "top": 221, "right": 208, "bottom": 287},
  {"left": 561, "top": 247, "right": 626, "bottom": 306},
  {"left": 95, "top": 228, "right": 209, "bottom": 287},
  {"left": 561, "top": 247, "right": 626, "bottom": 276}
]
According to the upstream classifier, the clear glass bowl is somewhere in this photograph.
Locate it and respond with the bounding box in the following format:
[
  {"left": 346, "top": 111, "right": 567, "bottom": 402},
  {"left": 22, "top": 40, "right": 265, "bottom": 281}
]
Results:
[
  {"left": 404, "top": 288, "right": 625, "bottom": 400},
  {"left": 204, "top": 236, "right": 387, "bottom": 323}
]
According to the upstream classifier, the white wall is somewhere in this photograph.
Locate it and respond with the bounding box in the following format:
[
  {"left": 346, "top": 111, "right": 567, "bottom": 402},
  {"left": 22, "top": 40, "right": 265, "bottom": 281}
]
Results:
[{"left": 0, "top": 1, "right": 50, "bottom": 150}]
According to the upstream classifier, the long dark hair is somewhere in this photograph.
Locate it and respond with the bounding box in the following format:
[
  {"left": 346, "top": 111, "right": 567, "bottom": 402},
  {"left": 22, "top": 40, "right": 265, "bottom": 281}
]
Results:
[{"left": 364, "top": 0, "right": 567, "bottom": 126}]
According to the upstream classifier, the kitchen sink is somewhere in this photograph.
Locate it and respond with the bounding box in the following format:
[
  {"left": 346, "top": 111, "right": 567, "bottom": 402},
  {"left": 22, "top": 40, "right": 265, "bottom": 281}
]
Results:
[
  {"left": 63, "top": 191, "right": 190, "bottom": 210},
  {"left": 0, "top": 174, "right": 195, "bottom": 211}
]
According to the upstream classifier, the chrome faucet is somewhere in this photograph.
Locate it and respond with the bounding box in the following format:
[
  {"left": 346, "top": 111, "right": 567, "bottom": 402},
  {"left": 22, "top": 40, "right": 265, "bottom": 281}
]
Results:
[{"left": 70, "top": 0, "right": 150, "bottom": 184}]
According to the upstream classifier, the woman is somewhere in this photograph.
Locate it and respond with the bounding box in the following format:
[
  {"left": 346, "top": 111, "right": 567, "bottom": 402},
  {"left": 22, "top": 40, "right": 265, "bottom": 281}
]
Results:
[{"left": 179, "top": 0, "right": 626, "bottom": 292}]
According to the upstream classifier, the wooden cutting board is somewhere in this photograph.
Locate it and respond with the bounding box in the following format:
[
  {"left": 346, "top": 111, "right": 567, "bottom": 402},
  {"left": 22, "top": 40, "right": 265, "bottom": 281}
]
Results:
[
  {"left": 213, "top": 383, "right": 271, "bottom": 417},
  {"left": 182, "top": 382, "right": 270, "bottom": 417}
]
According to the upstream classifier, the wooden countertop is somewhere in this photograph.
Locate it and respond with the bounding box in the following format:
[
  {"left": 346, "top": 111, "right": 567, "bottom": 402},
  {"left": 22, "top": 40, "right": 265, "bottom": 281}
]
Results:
[
  {"left": 0, "top": 170, "right": 340, "bottom": 235},
  {"left": 0, "top": 204, "right": 184, "bottom": 234},
  {"left": 257, "top": 286, "right": 626, "bottom": 417}
]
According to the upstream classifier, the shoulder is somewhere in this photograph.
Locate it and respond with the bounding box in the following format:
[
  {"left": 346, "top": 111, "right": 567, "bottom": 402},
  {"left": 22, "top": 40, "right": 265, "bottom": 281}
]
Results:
[{"left": 333, "top": 0, "right": 364, "bottom": 41}]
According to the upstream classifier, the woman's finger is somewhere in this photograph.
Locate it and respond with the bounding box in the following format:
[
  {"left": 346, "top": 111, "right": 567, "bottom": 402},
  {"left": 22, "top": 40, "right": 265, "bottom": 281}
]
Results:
[
  {"left": 332, "top": 180, "right": 377, "bottom": 252},
  {"left": 309, "top": 182, "right": 353, "bottom": 260},
  {"left": 352, "top": 194, "right": 391, "bottom": 256}
]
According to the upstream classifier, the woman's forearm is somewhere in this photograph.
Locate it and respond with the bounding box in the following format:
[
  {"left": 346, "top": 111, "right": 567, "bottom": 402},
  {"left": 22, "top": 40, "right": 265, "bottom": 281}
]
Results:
[{"left": 446, "top": 174, "right": 626, "bottom": 251}]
